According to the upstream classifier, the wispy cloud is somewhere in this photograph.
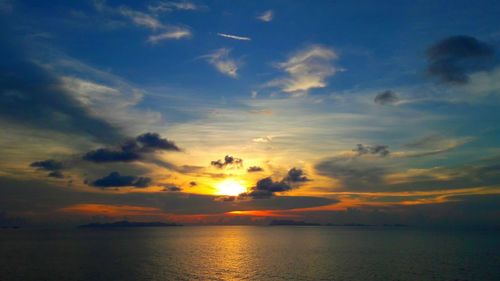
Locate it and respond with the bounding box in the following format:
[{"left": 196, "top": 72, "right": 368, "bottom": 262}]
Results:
[
  {"left": 148, "top": 28, "right": 191, "bottom": 43},
  {"left": 217, "top": 33, "right": 251, "bottom": 41},
  {"left": 94, "top": 1, "right": 192, "bottom": 42},
  {"left": 268, "top": 45, "right": 343, "bottom": 95},
  {"left": 148, "top": 1, "right": 200, "bottom": 13},
  {"left": 257, "top": 10, "right": 273, "bottom": 22},
  {"left": 119, "top": 7, "right": 164, "bottom": 30},
  {"left": 204, "top": 48, "right": 239, "bottom": 78}
]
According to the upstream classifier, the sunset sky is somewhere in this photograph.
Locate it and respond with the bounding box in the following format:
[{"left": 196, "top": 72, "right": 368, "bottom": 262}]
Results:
[{"left": 1, "top": 0, "right": 499, "bottom": 226}]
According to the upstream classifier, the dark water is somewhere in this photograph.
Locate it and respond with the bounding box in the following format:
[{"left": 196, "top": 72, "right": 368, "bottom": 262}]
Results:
[{"left": 0, "top": 226, "right": 499, "bottom": 281}]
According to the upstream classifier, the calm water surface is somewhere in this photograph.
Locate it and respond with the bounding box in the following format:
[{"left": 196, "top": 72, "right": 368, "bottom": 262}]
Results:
[{"left": 0, "top": 226, "right": 499, "bottom": 281}]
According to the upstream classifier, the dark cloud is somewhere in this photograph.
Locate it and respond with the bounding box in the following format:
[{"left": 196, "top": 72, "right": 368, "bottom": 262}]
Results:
[
  {"left": 255, "top": 177, "right": 292, "bottom": 192},
  {"left": 316, "top": 153, "right": 500, "bottom": 192},
  {"left": 83, "top": 148, "right": 140, "bottom": 163},
  {"left": 30, "top": 159, "right": 63, "bottom": 171},
  {"left": 241, "top": 168, "right": 309, "bottom": 199},
  {"left": 30, "top": 159, "right": 65, "bottom": 179},
  {"left": 5, "top": 173, "right": 500, "bottom": 227},
  {"left": 405, "top": 135, "right": 444, "bottom": 149},
  {"left": 247, "top": 166, "right": 264, "bottom": 173},
  {"left": 0, "top": 177, "right": 334, "bottom": 219},
  {"left": 165, "top": 186, "right": 182, "bottom": 192},
  {"left": 315, "top": 156, "right": 388, "bottom": 191},
  {"left": 134, "top": 177, "right": 152, "bottom": 188},
  {"left": 214, "top": 195, "right": 236, "bottom": 202},
  {"left": 0, "top": 211, "right": 26, "bottom": 228},
  {"left": 374, "top": 90, "right": 399, "bottom": 105},
  {"left": 136, "top": 132, "right": 180, "bottom": 152},
  {"left": 284, "top": 167, "right": 309, "bottom": 182},
  {"left": 353, "top": 144, "right": 390, "bottom": 157},
  {"left": 90, "top": 172, "right": 152, "bottom": 188},
  {"left": 178, "top": 165, "right": 204, "bottom": 173},
  {"left": 0, "top": 37, "right": 123, "bottom": 143},
  {"left": 48, "top": 171, "right": 64, "bottom": 179},
  {"left": 189, "top": 181, "right": 197, "bottom": 187},
  {"left": 241, "top": 177, "right": 293, "bottom": 199},
  {"left": 211, "top": 155, "right": 243, "bottom": 169},
  {"left": 83, "top": 132, "right": 180, "bottom": 163},
  {"left": 240, "top": 189, "right": 275, "bottom": 199},
  {"left": 426, "top": 35, "right": 496, "bottom": 84}
]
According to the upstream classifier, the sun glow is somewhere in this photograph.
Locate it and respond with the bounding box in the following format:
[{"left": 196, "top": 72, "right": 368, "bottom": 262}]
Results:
[{"left": 215, "top": 179, "right": 247, "bottom": 196}]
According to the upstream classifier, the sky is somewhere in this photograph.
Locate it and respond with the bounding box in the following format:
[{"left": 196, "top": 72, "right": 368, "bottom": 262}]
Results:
[{"left": 1, "top": 0, "right": 500, "bottom": 227}]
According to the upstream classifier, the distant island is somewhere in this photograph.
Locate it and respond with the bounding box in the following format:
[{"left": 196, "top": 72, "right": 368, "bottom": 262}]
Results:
[
  {"left": 326, "top": 223, "right": 374, "bottom": 227},
  {"left": 269, "top": 220, "right": 408, "bottom": 227},
  {"left": 269, "top": 220, "right": 321, "bottom": 226},
  {"left": 79, "top": 221, "right": 182, "bottom": 228},
  {"left": 325, "top": 223, "right": 408, "bottom": 227}
]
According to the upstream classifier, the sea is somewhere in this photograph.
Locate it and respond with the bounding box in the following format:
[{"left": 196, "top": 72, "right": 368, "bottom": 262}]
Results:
[{"left": 0, "top": 226, "right": 499, "bottom": 281}]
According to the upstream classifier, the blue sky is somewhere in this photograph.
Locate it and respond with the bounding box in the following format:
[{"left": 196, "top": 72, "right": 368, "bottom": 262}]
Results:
[{"left": 0, "top": 0, "right": 500, "bottom": 226}]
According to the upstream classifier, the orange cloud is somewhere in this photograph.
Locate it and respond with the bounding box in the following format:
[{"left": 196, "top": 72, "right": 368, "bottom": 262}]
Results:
[
  {"left": 227, "top": 210, "right": 300, "bottom": 217},
  {"left": 59, "top": 204, "right": 166, "bottom": 217}
]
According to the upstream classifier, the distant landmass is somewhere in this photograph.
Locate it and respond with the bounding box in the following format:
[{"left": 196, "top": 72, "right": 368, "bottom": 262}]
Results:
[
  {"left": 325, "top": 223, "right": 408, "bottom": 227},
  {"left": 79, "top": 221, "right": 182, "bottom": 228},
  {"left": 269, "top": 220, "right": 408, "bottom": 227},
  {"left": 269, "top": 220, "right": 321, "bottom": 226}
]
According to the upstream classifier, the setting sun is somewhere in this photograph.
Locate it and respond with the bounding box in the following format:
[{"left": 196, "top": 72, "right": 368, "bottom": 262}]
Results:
[{"left": 215, "top": 179, "right": 247, "bottom": 196}]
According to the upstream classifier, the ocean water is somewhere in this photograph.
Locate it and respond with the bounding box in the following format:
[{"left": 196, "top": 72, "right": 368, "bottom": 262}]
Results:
[{"left": 0, "top": 226, "right": 499, "bottom": 281}]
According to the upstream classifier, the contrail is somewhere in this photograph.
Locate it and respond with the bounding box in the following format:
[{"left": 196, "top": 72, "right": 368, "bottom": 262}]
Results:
[{"left": 217, "top": 33, "right": 251, "bottom": 41}]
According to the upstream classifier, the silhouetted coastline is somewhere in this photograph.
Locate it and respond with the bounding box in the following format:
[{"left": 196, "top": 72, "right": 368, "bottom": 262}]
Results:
[
  {"left": 79, "top": 221, "right": 182, "bottom": 228},
  {"left": 269, "top": 220, "right": 321, "bottom": 226}
]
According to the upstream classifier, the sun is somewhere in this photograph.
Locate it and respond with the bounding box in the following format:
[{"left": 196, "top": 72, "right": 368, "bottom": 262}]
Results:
[{"left": 215, "top": 179, "right": 247, "bottom": 196}]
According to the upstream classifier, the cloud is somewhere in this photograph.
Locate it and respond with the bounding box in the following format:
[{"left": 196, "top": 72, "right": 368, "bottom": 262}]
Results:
[
  {"left": 49, "top": 59, "right": 161, "bottom": 133},
  {"left": 353, "top": 144, "right": 390, "bottom": 157},
  {"left": 399, "top": 135, "right": 473, "bottom": 158},
  {"left": 48, "top": 171, "right": 64, "bottom": 178},
  {"left": 0, "top": 211, "right": 26, "bottom": 228},
  {"left": 284, "top": 167, "right": 310, "bottom": 182},
  {"left": 247, "top": 166, "right": 264, "bottom": 173},
  {"left": 148, "top": 1, "right": 200, "bottom": 13},
  {"left": 316, "top": 151, "right": 500, "bottom": 193},
  {"left": 241, "top": 167, "right": 308, "bottom": 199},
  {"left": 374, "top": 90, "right": 399, "bottom": 105},
  {"left": 252, "top": 136, "right": 273, "bottom": 143},
  {"left": 204, "top": 48, "right": 239, "bottom": 78},
  {"left": 83, "top": 147, "right": 140, "bottom": 163},
  {"left": 83, "top": 132, "right": 180, "bottom": 163},
  {"left": 249, "top": 108, "right": 273, "bottom": 115},
  {"left": 269, "top": 45, "right": 342, "bottom": 94},
  {"left": 30, "top": 160, "right": 63, "bottom": 171},
  {"left": 315, "top": 156, "right": 388, "bottom": 191},
  {"left": 257, "top": 10, "right": 273, "bottom": 22},
  {"left": 211, "top": 155, "right": 243, "bottom": 169},
  {"left": 147, "top": 28, "right": 191, "bottom": 43},
  {"left": 217, "top": 33, "right": 251, "bottom": 41},
  {"left": 0, "top": 40, "right": 124, "bottom": 143},
  {"left": 30, "top": 159, "right": 65, "bottom": 178},
  {"left": 136, "top": 132, "right": 181, "bottom": 152},
  {"left": 0, "top": 176, "right": 334, "bottom": 222},
  {"left": 214, "top": 195, "right": 237, "bottom": 202},
  {"left": 30, "top": 159, "right": 64, "bottom": 179},
  {"left": 164, "top": 186, "right": 182, "bottom": 192},
  {"left": 426, "top": 35, "right": 496, "bottom": 84},
  {"left": 94, "top": 1, "right": 192, "bottom": 42},
  {"left": 241, "top": 177, "right": 293, "bottom": 199},
  {"left": 118, "top": 7, "right": 164, "bottom": 30},
  {"left": 314, "top": 144, "right": 393, "bottom": 190},
  {"left": 90, "top": 171, "right": 152, "bottom": 188}
]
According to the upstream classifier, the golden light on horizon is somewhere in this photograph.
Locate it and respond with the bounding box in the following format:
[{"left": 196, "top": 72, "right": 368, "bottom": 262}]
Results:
[{"left": 215, "top": 179, "right": 247, "bottom": 196}]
